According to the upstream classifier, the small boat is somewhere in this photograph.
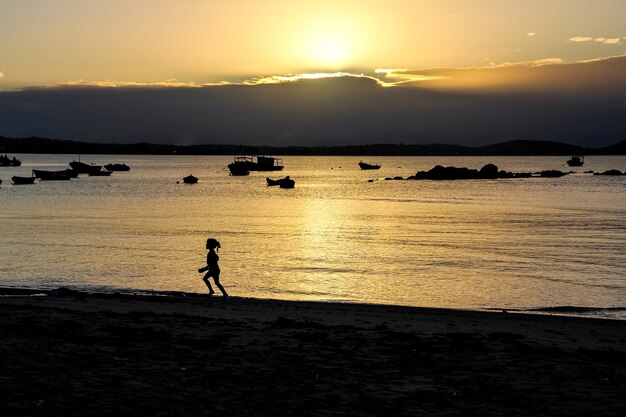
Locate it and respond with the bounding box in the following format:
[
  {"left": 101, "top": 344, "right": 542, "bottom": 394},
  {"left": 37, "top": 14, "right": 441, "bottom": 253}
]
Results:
[
  {"left": 183, "top": 174, "right": 198, "bottom": 184},
  {"left": 278, "top": 177, "right": 295, "bottom": 188},
  {"left": 89, "top": 170, "right": 113, "bottom": 176},
  {"left": 227, "top": 162, "right": 250, "bottom": 176},
  {"left": 266, "top": 176, "right": 292, "bottom": 186},
  {"left": 359, "top": 161, "right": 381, "bottom": 170},
  {"left": 104, "top": 163, "right": 131, "bottom": 171},
  {"left": 12, "top": 176, "right": 37, "bottom": 185},
  {"left": 566, "top": 155, "right": 584, "bottom": 167},
  {"left": 69, "top": 160, "right": 103, "bottom": 174},
  {"left": 0, "top": 155, "right": 21, "bottom": 167},
  {"left": 32, "top": 169, "right": 76, "bottom": 181}
]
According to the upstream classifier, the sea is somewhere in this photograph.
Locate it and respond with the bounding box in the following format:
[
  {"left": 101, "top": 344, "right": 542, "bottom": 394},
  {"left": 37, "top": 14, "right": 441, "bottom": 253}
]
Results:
[{"left": 1, "top": 154, "right": 625, "bottom": 319}]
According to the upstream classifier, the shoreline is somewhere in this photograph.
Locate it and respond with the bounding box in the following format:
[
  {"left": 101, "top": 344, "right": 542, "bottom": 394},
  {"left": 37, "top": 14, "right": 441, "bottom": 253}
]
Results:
[
  {"left": 2, "top": 287, "right": 625, "bottom": 416},
  {"left": 1, "top": 286, "right": 625, "bottom": 321}
]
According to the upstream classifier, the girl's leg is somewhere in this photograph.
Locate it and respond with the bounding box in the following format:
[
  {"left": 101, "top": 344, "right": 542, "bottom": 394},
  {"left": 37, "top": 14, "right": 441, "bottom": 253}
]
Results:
[
  {"left": 203, "top": 273, "right": 216, "bottom": 295},
  {"left": 213, "top": 273, "right": 228, "bottom": 297}
]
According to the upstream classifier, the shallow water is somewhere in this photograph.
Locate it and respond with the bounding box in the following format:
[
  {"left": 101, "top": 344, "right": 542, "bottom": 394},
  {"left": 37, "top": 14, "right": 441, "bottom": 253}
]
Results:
[{"left": 1, "top": 154, "right": 625, "bottom": 318}]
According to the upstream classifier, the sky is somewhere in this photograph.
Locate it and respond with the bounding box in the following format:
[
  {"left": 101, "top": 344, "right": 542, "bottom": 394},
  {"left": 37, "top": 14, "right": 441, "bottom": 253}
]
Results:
[{"left": 1, "top": 0, "right": 625, "bottom": 146}]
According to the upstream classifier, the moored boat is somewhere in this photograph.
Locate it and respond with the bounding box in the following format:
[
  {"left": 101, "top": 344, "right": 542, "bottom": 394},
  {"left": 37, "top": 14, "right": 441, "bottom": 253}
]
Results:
[
  {"left": 183, "top": 174, "right": 198, "bottom": 184},
  {"left": 12, "top": 176, "right": 37, "bottom": 185},
  {"left": 69, "top": 160, "right": 103, "bottom": 174},
  {"left": 0, "top": 155, "right": 21, "bottom": 167},
  {"left": 228, "top": 161, "right": 250, "bottom": 176},
  {"left": 266, "top": 176, "right": 292, "bottom": 186},
  {"left": 255, "top": 156, "right": 284, "bottom": 171},
  {"left": 359, "top": 161, "right": 381, "bottom": 170},
  {"left": 230, "top": 155, "right": 284, "bottom": 172},
  {"left": 32, "top": 169, "right": 77, "bottom": 180},
  {"left": 104, "top": 163, "right": 131, "bottom": 171},
  {"left": 278, "top": 177, "right": 295, "bottom": 188},
  {"left": 566, "top": 155, "right": 584, "bottom": 167}
]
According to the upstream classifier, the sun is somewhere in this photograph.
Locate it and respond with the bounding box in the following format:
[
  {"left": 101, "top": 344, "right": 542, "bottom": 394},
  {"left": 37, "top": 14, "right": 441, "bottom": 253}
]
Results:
[
  {"left": 308, "top": 35, "right": 350, "bottom": 68},
  {"left": 294, "top": 17, "right": 357, "bottom": 70}
]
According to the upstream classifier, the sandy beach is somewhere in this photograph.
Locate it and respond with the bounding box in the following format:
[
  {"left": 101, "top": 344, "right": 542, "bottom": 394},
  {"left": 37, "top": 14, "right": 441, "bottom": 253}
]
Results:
[{"left": 1, "top": 288, "right": 625, "bottom": 416}]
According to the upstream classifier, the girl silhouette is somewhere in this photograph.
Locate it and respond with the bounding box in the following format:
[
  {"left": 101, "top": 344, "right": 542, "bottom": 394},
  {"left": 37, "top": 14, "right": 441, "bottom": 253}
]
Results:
[{"left": 198, "top": 238, "right": 229, "bottom": 297}]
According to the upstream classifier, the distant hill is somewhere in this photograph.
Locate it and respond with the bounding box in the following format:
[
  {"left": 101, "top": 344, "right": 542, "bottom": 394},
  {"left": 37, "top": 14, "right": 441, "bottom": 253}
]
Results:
[
  {"left": 593, "top": 139, "right": 626, "bottom": 155},
  {"left": 0, "top": 136, "right": 624, "bottom": 156},
  {"left": 476, "top": 140, "right": 584, "bottom": 156}
]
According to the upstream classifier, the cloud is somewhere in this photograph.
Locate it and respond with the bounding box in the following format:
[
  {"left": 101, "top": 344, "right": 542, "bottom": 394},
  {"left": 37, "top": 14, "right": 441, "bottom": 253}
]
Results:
[
  {"left": 58, "top": 79, "right": 228, "bottom": 88},
  {"left": 569, "top": 37, "right": 593, "bottom": 42},
  {"left": 57, "top": 72, "right": 396, "bottom": 89},
  {"left": 527, "top": 32, "right": 536, "bottom": 37},
  {"left": 569, "top": 36, "right": 622, "bottom": 45},
  {"left": 242, "top": 72, "right": 392, "bottom": 87},
  {"left": 600, "top": 37, "right": 621, "bottom": 45},
  {"left": 374, "top": 57, "right": 569, "bottom": 88},
  {"left": 1, "top": 56, "right": 624, "bottom": 148}
]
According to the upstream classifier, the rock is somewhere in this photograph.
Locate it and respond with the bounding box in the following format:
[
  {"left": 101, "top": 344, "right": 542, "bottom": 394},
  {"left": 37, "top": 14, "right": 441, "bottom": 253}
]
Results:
[
  {"left": 539, "top": 170, "right": 568, "bottom": 178},
  {"left": 593, "top": 169, "right": 624, "bottom": 176},
  {"left": 410, "top": 164, "right": 533, "bottom": 180},
  {"left": 479, "top": 163, "right": 499, "bottom": 179}
]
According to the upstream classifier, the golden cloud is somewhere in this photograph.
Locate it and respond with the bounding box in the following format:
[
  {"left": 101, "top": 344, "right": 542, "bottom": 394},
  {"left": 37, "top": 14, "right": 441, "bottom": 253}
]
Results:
[{"left": 569, "top": 37, "right": 593, "bottom": 42}]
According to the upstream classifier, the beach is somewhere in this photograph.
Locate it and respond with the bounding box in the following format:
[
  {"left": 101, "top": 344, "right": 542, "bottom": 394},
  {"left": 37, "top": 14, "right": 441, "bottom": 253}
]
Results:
[{"left": 1, "top": 289, "right": 625, "bottom": 416}]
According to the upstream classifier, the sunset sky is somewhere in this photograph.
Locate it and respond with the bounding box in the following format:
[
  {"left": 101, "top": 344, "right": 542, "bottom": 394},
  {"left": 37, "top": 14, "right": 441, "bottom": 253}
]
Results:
[{"left": 1, "top": 0, "right": 625, "bottom": 146}]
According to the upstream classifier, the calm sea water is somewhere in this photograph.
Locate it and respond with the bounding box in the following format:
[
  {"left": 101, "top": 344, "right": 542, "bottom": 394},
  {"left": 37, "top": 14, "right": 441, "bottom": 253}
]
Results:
[{"left": 1, "top": 154, "right": 625, "bottom": 318}]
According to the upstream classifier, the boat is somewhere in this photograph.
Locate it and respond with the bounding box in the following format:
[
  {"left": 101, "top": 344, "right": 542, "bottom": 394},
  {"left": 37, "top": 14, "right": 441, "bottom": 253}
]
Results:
[
  {"left": 256, "top": 156, "right": 284, "bottom": 171},
  {"left": 230, "top": 155, "right": 284, "bottom": 172},
  {"left": 104, "top": 163, "right": 131, "bottom": 171},
  {"left": 266, "top": 176, "right": 292, "bottom": 186},
  {"left": 0, "top": 155, "right": 21, "bottom": 167},
  {"left": 227, "top": 162, "right": 250, "bottom": 176},
  {"left": 566, "top": 155, "right": 584, "bottom": 167},
  {"left": 89, "top": 170, "right": 113, "bottom": 176},
  {"left": 358, "top": 161, "right": 381, "bottom": 170},
  {"left": 183, "top": 174, "right": 198, "bottom": 184},
  {"left": 32, "top": 169, "right": 77, "bottom": 181},
  {"left": 278, "top": 177, "right": 295, "bottom": 188},
  {"left": 69, "top": 160, "right": 103, "bottom": 174},
  {"left": 12, "top": 176, "right": 37, "bottom": 185}
]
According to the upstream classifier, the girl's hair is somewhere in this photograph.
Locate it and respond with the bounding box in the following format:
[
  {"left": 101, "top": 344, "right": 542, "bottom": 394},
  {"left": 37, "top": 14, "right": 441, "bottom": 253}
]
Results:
[{"left": 206, "top": 238, "right": 221, "bottom": 251}]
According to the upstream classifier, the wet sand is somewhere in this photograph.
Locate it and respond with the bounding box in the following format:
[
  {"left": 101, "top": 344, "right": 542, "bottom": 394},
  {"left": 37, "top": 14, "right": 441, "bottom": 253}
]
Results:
[{"left": 1, "top": 288, "right": 625, "bottom": 416}]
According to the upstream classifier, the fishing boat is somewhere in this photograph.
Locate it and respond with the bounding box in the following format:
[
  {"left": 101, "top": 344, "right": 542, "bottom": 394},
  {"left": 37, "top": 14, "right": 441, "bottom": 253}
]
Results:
[
  {"left": 104, "top": 163, "right": 131, "bottom": 171},
  {"left": 227, "top": 162, "right": 250, "bottom": 176},
  {"left": 0, "top": 155, "right": 21, "bottom": 167},
  {"left": 32, "top": 169, "right": 77, "bottom": 181},
  {"left": 566, "top": 155, "right": 584, "bottom": 167},
  {"left": 69, "top": 160, "right": 103, "bottom": 174},
  {"left": 230, "top": 155, "right": 284, "bottom": 172},
  {"left": 358, "top": 161, "right": 381, "bottom": 170},
  {"left": 278, "top": 177, "right": 295, "bottom": 188},
  {"left": 12, "top": 176, "right": 37, "bottom": 185},
  {"left": 266, "top": 176, "right": 291, "bottom": 186},
  {"left": 183, "top": 174, "right": 198, "bottom": 184}
]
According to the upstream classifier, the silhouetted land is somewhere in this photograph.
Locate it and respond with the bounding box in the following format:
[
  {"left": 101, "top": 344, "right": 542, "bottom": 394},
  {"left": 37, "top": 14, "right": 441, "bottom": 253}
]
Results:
[
  {"left": 1, "top": 289, "right": 625, "bottom": 417},
  {"left": 1, "top": 136, "right": 625, "bottom": 156}
]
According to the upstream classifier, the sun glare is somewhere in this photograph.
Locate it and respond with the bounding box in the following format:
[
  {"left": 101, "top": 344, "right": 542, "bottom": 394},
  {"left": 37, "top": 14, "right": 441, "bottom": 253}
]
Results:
[
  {"left": 309, "top": 36, "right": 349, "bottom": 68},
  {"left": 294, "top": 16, "right": 358, "bottom": 70}
]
